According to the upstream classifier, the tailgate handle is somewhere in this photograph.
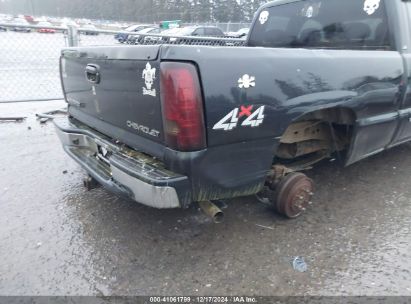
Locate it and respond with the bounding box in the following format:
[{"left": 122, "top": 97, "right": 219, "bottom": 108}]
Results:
[{"left": 85, "top": 64, "right": 100, "bottom": 84}]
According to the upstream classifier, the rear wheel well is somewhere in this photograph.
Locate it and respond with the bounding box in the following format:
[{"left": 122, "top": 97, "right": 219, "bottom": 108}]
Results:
[{"left": 274, "top": 108, "right": 356, "bottom": 170}]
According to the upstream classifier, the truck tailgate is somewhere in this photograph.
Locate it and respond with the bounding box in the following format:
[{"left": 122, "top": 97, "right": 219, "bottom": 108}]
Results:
[{"left": 61, "top": 46, "right": 164, "bottom": 148}]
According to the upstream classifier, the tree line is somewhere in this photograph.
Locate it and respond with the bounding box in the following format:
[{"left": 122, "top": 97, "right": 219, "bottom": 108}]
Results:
[{"left": 0, "top": 0, "right": 269, "bottom": 23}]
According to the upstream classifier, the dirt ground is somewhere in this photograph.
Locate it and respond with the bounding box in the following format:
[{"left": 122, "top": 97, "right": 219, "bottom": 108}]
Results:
[{"left": 0, "top": 101, "right": 410, "bottom": 296}]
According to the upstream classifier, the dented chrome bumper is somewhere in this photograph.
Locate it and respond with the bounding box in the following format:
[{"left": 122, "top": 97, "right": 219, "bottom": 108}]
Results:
[{"left": 53, "top": 117, "right": 191, "bottom": 209}]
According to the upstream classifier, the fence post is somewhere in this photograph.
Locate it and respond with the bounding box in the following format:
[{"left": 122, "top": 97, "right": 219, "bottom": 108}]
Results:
[{"left": 67, "top": 25, "right": 79, "bottom": 47}]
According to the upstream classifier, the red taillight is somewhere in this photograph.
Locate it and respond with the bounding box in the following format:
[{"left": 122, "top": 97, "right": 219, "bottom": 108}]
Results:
[{"left": 160, "top": 62, "right": 206, "bottom": 151}]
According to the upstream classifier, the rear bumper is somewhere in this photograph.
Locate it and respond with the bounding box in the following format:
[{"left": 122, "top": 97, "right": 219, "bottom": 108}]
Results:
[{"left": 53, "top": 117, "right": 192, "bottom": 209}]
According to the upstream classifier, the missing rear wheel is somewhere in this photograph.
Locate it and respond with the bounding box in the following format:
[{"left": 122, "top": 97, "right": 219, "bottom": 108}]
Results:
[{"left": 275, "top": 172, "right": 314, "bottom": 218}]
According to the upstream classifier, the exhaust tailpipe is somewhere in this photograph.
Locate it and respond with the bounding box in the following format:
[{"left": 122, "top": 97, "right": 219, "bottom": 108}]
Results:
[{"left": 199, "top": 201, "right": 224, "bottom": 224}]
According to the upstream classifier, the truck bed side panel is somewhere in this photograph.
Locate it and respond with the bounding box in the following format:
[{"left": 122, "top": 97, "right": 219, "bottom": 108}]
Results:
[{"left": 161, "top": 45, "right": 403, "bottom": 163}]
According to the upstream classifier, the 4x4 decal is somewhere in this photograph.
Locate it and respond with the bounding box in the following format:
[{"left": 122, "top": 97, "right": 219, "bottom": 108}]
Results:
[{"left": 213, "top": 106, "right": 265, "bottom": 131}]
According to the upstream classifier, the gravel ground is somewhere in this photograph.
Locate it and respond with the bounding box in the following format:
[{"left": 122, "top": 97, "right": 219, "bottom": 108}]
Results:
[{"left": 0, "top": 101, "right": 410, "bottom": 296}]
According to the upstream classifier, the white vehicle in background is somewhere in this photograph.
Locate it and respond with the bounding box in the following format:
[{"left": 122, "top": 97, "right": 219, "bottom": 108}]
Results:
[
  {"left": 108, "top": 22, "right": 123, "bottom": 29},
  {"left": 61, "top": 19, "right": 78, "bottom": 28},
  {"left": 81, "top": 24, "right": 99, "bottom": 35},
  {"left": 47, "top": 17, "right": 61, "bottom": 23},
  {"left": 226, "top": 28, "right": 250, "bottom": 38},
  {"left": 0, "top": 14, "right": 9, "bottom": 31},
  {"left": 35, "top": 16, "right": 48, "bottom": 23},
  {"left": 10, "top": 18, "right": 31, "bottom": 32},
  {"left": 0, "top": 14, "right": 11, "bottom": 22}
]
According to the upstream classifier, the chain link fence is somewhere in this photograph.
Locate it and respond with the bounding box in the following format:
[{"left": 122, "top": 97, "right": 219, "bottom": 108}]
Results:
[
  {"left": 0, "top": 23, "right": 248, "bottom": 103},
  {"left": 0, "top": 23, "right": 69, "bottom": 102}
]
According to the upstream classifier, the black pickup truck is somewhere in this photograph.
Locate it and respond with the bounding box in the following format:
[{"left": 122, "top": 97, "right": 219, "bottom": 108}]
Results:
[{"left": 55, "top": 0, "right": 411, "bottom": 220}]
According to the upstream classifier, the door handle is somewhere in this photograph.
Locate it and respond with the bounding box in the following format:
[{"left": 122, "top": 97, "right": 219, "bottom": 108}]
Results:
[{"left": 85, "top": 64, "right": 100, "bottom": 84}]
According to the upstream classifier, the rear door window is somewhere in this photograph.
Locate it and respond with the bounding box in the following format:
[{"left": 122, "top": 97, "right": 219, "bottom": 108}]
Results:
[
  {"left": 193, "top": 28, "right": 205, "bottom": 36},
  {"left": 248, "top": 0, "right": 392, "bottom": 50},
  {"left": 205, "top": 28, "right": 224, "bottom": 36}
]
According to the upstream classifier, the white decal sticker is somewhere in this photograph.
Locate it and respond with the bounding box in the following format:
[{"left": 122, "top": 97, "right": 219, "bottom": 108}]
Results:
[
  {"left": 213, "top": 106, "right": 265, "bottom": 131},
  {"left": 363, "top": 0, "right": 380, "bottom": 15},
  {"left": 259, "top": 11, "right": 269, "bottom": 25},
  {"left": 301, "top": 3, "right": 321, "bottom": 18},
  {"left": 213, "top": 108, "right": 239, "bottom": 131},
  {"left": 306, "top": 6, "right": 314, "bottom": 18},
  {"left": 241, "top": 106, "right": 265, "bottom": 128},
  {"left": 142, "top": 62, "right": 156, "bottom": 97},
  {"left": 238, "top": 74, "right": 256, "bottom": 89}
]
